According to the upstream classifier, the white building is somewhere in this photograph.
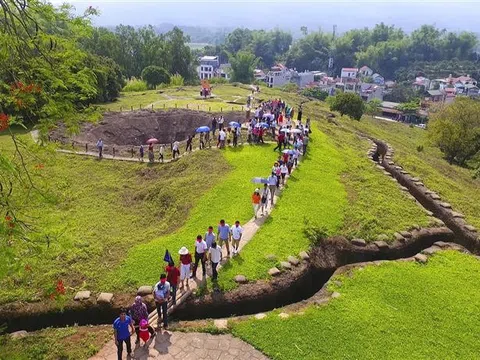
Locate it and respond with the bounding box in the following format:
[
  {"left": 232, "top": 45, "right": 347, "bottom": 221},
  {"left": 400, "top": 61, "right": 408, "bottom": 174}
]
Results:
[
  {"left": 291, "top": 70, "right": 315, "bottom": 88},
  {"left": 265, "top": 64, "right": 292, "bottom": 88},
  {"left": 254, "top": 69, "right": 266, "bottom": 81},
  {"left": 341, "top": 68, "right": 359, "bottom": 81},
  {"left": 198, "top": 56, "right": 220, "bottom": 80},
  {"left": 359, "top": 66, "right": 374, "bottom": 77}
]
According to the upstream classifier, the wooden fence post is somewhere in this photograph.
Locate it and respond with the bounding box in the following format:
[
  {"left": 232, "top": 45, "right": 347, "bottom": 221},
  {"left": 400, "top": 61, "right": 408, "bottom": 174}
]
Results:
[
  {"left": 131, "top": 106, "right": 133, "bottom": 111},
  {"left": 120, "top": 106, "right": 122, "bottom": 112},
  {"left": 175, "top": 103, "right": 177, "bottom": 108}
]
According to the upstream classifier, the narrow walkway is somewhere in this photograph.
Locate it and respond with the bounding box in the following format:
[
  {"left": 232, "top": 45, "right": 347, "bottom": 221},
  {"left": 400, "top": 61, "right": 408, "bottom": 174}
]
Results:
[
  {"left": 90, "top": 150, "right": 299, "bottom": 360},
  {"left": 91, "top": 332, "right": 269, "bottom": 360},
  {"left": 55, "top": 140, "right": 276, "bottom": 164}
]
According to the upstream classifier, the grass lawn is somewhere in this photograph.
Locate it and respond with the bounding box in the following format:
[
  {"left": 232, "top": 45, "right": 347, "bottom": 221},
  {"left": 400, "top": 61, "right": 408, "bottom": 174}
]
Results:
[
  {"left": 216, "top": 116, "right": 431, "bottom": 291},
  {"left": 0, "top": 131, "right": 232, "bottom": 303},
  {"left": 232, "top": 251, "right": 480, "bottom": 360},
  {"left": 348, "top": 117, "right": 480, "bottom": 229},
  {"left": 0, "top": 325, "right": 111, "bottom": 360},
  {"left": 105, "top": 144, "right": 278, "bottom": 291},
  {"left": 98, "top": 84, "right": 252, "bottom": 112}
]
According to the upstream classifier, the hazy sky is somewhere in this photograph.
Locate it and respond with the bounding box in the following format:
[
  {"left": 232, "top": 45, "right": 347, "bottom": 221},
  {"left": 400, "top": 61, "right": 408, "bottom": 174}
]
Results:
[{"left": 49, "top": 1, "right": 480, "bottom": 33}]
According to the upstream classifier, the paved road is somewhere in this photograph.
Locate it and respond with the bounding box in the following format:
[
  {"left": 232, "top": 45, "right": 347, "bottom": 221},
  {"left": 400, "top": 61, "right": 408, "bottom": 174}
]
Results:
[{"left": 90, "top": 331, "right": 269, "bottom": 360}]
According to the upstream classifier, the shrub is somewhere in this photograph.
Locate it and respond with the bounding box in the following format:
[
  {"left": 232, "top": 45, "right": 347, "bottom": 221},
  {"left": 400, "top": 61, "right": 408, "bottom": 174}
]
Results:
[
  {"left": 169, "top": 74, "right": 185, "bottom": 87},
  {"left": 122, "top": 79, "right": 148, "bottom": 92},
  {"left": 416, "top": 145, "right": 424, "bottom": 152},
  {"left": 209, "top": 77, "right": 229, "bottom": 84},
  {"left": 302, "top": 88, "right": 329, "bottom": 101},
  {"left": 281, "top": 83, "right": 299, "bottom": 93}
]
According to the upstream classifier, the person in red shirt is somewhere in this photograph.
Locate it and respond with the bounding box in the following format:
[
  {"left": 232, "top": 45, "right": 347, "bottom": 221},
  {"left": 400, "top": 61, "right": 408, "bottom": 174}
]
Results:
[
  {"left": 274, "top": 132, "right": 285, "bottom": 152},
  {"left": 165, "top": 261, "right": 180, "bottom": 305}
]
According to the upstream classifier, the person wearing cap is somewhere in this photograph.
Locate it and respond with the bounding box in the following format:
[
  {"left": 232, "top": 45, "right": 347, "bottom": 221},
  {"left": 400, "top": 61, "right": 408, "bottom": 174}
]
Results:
[
  {"left": 217, "top": 219, "right": 231, "bottom": 257},
  {"left": 231, "top": 221, "right": 243, "bottom": 255},
  {"left": 252, "top": 189, "right": 261, "bottom": 219},
  {"left": 192, "top": 235, "right": 207, "bottom": 278},
  {"left": 130, "top": 296, "right": 155, "bottom": 344},
  {"left": 153, "top": 274, "right": 170, "bottom": 329},
  {"left": 113, "top": 307, "right": 135, "bottom": 360},
  {"left": 178, "top": 247, "right": 192, "bottom": 289}
]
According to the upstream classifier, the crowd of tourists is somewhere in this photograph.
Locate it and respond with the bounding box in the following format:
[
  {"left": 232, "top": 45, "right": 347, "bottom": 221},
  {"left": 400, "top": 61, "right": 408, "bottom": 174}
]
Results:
[{"left": 111, "top": 97, "right": 310, "bottom": 359}]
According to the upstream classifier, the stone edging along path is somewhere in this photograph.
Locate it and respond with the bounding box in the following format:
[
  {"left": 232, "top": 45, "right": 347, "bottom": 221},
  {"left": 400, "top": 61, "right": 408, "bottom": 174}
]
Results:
[
  {"left": 368, "top": 139, "right": 480, "bottom": 254},
  {"left": 174, "top": 241, "right": 476, "bottom": 329},
  {"left": 173, "top": 226, "right": 455, "bottom": 321},
  {"left": 2, "top": 131, "right": 299, "bottom": 333}
]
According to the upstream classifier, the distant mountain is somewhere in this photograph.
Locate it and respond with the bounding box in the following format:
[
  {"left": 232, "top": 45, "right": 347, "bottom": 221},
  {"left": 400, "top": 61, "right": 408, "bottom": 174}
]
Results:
[
  {"left": 152, "top": 23, "right": 233, "bottom": 44},
  {"left": 65, "top": 1, "right": 480, "bottom": 35}
]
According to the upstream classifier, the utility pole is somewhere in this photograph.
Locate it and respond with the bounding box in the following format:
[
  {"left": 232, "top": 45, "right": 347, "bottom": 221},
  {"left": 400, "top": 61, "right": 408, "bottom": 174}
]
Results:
[{"left": 328, "top": 24, "right": 337, "bottom": 76}]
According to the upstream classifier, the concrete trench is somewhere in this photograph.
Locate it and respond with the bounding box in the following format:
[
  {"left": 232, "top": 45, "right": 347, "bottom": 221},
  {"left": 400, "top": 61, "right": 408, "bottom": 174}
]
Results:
[{"left": 2, "top": 137, "right": 478, "bottom": 333}]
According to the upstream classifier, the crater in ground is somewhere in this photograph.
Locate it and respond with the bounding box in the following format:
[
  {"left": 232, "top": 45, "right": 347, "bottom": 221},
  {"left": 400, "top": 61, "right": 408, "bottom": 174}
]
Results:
[{"left": 51, "top": 109, "right": 246, "bottom": 147}]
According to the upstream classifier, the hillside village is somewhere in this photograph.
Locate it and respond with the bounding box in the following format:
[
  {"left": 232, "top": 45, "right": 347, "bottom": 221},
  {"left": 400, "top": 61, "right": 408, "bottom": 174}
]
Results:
[{"left": 198, "top": 55, "right": 479, "bottom": 124}]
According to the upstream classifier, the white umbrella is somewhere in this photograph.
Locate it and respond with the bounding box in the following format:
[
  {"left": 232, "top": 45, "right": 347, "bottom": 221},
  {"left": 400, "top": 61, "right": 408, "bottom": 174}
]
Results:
[
  {"left": 280, "top": 128, "right": 290, "bottom": 133},
  {"left": 291, "top": 129, "right": 302, "bottom": 134}
]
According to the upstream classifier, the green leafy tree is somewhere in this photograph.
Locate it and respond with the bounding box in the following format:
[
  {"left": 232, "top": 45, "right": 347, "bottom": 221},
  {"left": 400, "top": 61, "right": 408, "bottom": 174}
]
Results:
[
  {"left": 285, "top": 31, "right": 331, "bottom": 71},
  {"left": 428, "top": 98, "right": 480, "bottom": 165},
  {"left": 384, "top": 83, "right": 422, "bottom": 103},
  {"left": 301, "top": 88, "right": 329, "bottom": 101},
  {"left": 229, "top": 51, "right": 258, "bottom": 84},
  {"left": 329, "top": 92, "right": 365, "bottom": 120},
  {"left": 165, "top": 27, "right": 194, "bottom": 80},
  {"left": 365, "top": 99, "right": 382, "bottom": 116},
  {"left": 396, "top": 100, "right": 420, "bottom": 113},
  {"left": 141, "top": 66, "right": 170, "bottom": 89}
]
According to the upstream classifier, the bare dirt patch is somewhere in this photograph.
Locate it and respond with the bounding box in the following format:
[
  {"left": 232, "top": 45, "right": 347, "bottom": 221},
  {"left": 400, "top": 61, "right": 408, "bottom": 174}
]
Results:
[{"left": 50, "top": 109, "right": 246, "bottom": 149}]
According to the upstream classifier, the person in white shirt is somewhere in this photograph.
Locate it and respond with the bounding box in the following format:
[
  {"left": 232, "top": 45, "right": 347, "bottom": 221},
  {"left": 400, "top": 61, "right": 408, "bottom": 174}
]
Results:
[
  {"left": 218, "top": 129, "right": 226, "bottom": 149},
  {"left": 230, "top": 220, "right": 243, "bottom": 255},
  {"left": 192, "top": 235, "right": 207, "bottom": 278},
  {"left": 209, "top": 242, "right": 222, "bottom": 280},
  {"left": 218, "top": 116, "right": 225, "bottom": 130},
  {"left": 172, "top": 141, "right": 180, "bottom": 159},
  {"left": 280, "top": 163, "right": 288, "bottom": 185}
]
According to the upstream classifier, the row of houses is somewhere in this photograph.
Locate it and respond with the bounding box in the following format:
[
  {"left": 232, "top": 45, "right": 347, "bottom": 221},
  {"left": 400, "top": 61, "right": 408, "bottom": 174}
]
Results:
[
  {"left": 412, "top": 74, "right": 479, "bottom": 103},
  {"left": 197, "top": 56, "right": 318, "bottom": 88}
]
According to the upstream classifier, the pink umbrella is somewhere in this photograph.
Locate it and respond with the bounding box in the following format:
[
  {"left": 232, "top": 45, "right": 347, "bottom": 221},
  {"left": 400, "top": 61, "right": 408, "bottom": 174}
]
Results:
[{"left": 146, "top": 138, "right": 159, "bottom": 144}]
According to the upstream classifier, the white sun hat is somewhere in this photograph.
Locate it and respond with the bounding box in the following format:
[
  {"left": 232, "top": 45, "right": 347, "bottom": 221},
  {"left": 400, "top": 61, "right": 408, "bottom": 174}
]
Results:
[{"left": 178, "top": 247, "right": 189, "bottom": 255}]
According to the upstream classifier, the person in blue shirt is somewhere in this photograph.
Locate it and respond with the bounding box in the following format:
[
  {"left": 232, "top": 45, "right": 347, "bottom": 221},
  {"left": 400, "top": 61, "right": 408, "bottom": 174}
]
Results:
[
  {"left": 153, "top": 274, "right": 171, "bottom": 329},
  {"left": 113, "top": 308, "right": 135, "bottom": 360}
]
